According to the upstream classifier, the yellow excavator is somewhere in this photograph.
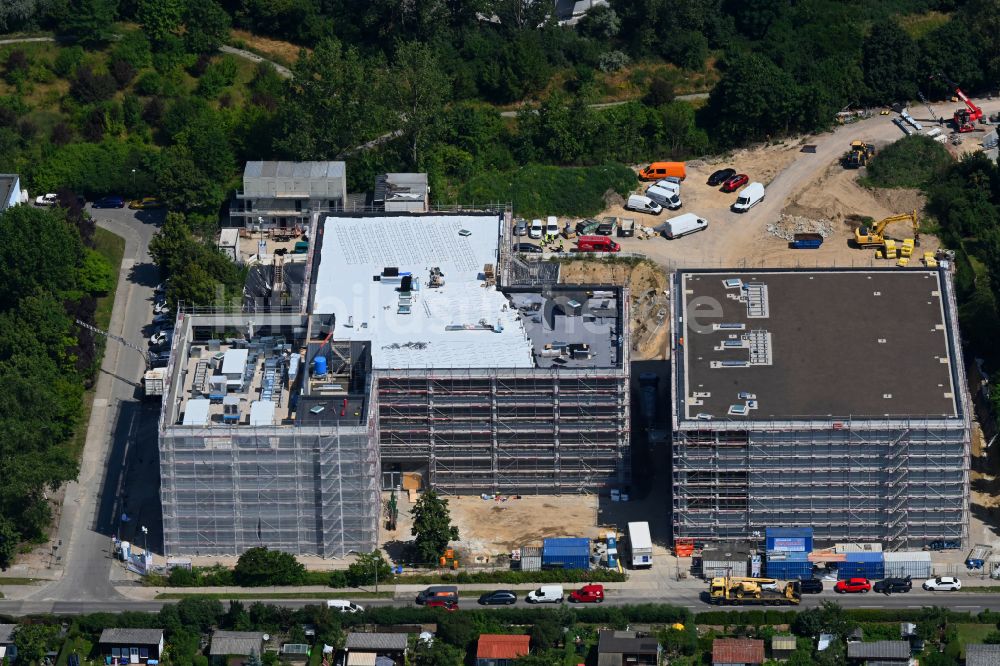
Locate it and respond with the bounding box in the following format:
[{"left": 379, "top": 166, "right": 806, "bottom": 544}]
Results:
[{"left": 854, "top": 210, "right": 919, "bottom": 250}]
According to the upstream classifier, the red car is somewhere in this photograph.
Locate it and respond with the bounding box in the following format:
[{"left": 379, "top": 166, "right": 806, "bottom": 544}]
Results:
[
  {"left": 569, "top": 584, "right": 605, "bottom": 603},
  {"left": 721, "top": 173, "right": 749, "bottom": 192},
  {"left": 425, "top": 599, "right": 459, "bottom": 611},
  {"left": 834, "top": 578, "right": 871, "bottom": 593}
]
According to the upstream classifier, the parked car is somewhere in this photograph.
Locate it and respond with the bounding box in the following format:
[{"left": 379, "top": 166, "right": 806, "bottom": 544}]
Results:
[
  {"left": 93, "top": 195, "right": 126, "bottom": 209},
  {"left": 731, "top": 182, "right": 766, "bottom": 213},
  {"left": 873, "top": 577, "right": 912, "bottom": 594},
  {"left": 416, "top": 585, "right": 458, "bottom": 605},
  {"left": 799, "top": 578, "right": 824, "bottom": 594},
  {"left": 129, "top": 196, "right": 165, "bottom": 210},
  {"left": 514, "top": 243, "right": 543, "bottom": 253},
  {"left": 153, "top": 300, "right": 171, "bottom": 315},
  {"left": 514, "top": 219, "right": 528, "bottom": 236},
  {"left": 707, "top": 168, "right": 736, "bottom": 186},
  {"left": 625, "top": 194, "right": 662, "bottom": 215},
  {"left": 834, "top": 578, "right": 871, "bottom": 593},
  {"left": 425, "top": 599, "right": 459, "bottom": 611},
  {"left": 923, "top": 576, "right": 962, "bottom": 591},
  {"left": 569, "top": 584, "right": 605, "bottom": 603},
  {"left": 149, "top": 328, "right": 173, "bottom": 346},
  {"left": 34, "top": 193, "right": 58, "bottom": 206},
  {"left": 529, "top": 219, "right": 543, "bottom": 239},
  {"left": 149, "top": 351, "right": 171, "bottom": 368},
  {"left": 154, "top": 282, "right": 167, "bottom": 295},
  {"left": 152, "top": 313, "right": 173, "bottom": 325},
  {"left": 326, "top": 599, "right": 364, "bottom": 613},
  {"left": 721, "top": 173, "right": 750, "bottom": 192},
  {"left": 478, "top": 590, "right": 517, "bottom": 606},
  {"left": 927, "top": 540, "right": 961, "bottom": 551}
]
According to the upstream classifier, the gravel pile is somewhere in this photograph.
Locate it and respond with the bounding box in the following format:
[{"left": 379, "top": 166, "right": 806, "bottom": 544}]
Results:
[{"left": 767, "top": 214, "right": 835, "bottom": 241}]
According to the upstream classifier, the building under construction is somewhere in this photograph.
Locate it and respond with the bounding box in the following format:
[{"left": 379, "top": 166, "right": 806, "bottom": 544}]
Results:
[
  {"left": 670, "top": 269, "right": 970, "bottom": 549},
  {"left": 158, "top": 210, "right": 630, "bottom": 556}
]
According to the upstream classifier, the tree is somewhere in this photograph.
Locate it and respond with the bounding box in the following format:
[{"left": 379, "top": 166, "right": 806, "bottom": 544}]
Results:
[
  {"left": 278, "top": 38, "right": 390, "bottom": 160},
  {"left": 0, "top": 515, "right": 18, "bottom": 569},
  {"left": 13, "top": 624, "right": 58, "bottom": 665},
  {"left": 412, "top": 640, "right": 463, "bottom": 666},
  {"left": 436, "top": 612, "right": 477, "bottom": 649},
  {"left": 390, "top": 42, "right": 450, "bottom": 169},
  {"left": 137, "top": 0, "right": 184, "bottom": 45},
  {"left": 862, "top": 20, "right": 918, "bottom": 105},
  {"left": 224, "top": 600, "right": 252, "bottom": 631},
  {"left": 184, "top": 0, "right": 231, "bottom": 54},
  {"left": 175, "top": 597, "right": 224, "bottom": 632},
  {"left": 410, "top": 490, "right": 459, "bottom": 563},
  {"left": 70, "top": 65, "right": 117, "bottom": 104},
  {"left": 234, "top": 547, "right": 306, "bottom": 586},
  {"left": 61, "top": 0, "right": 119, "bottom": 47},
  {"left": 705, "top": 52, "right": 801, "bottom": 147},
  {"left": 529, "top": 616, "right": 561, "bottom": 650},
  {"left": 345, "top": 550, "right": 393, "bottom": 587}
]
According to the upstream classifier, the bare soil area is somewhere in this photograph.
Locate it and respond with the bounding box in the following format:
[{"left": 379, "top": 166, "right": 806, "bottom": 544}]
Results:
[{"left": 443, "top": 495, "right": 600, "bottom": 557}]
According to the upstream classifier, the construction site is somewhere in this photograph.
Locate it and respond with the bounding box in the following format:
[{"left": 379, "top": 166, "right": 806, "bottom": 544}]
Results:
[
  {"left": 157, "top": 209, "right": 631, "bottom": 557},
  {"left": 670, "top": 268, "right": 972, "bottom": 548}
]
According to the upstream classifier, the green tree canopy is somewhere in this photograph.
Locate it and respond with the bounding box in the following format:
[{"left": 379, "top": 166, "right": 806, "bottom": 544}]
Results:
[
  {"left": 234, "top": 547, "right": 306, "bottom": 586},
  {"left": 410, "top": 490, "right": 459, "bottom": 563}
]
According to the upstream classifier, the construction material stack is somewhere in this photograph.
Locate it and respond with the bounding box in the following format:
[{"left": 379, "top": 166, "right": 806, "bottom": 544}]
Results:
[{"left": 708, "top": 577, "right": 802, "bottom": 606}]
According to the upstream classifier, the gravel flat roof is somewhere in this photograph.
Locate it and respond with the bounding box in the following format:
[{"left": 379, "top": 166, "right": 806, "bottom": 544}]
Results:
[{"left": 675, "top": 269, "right": 959, "bottom": 421}]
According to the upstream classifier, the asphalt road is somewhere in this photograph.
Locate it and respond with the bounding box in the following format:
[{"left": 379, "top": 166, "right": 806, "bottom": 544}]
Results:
[
  {"left": 23, "top": 204, "right": 164, "bottom": 605},
  {"left": 3, "top": 588, "right": 1000, "bottom": 616}
]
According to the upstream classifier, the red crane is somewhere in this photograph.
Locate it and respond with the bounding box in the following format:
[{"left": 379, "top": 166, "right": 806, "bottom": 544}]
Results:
[{"left": 935, "top": 73, "right": 983, "bottom": 132}]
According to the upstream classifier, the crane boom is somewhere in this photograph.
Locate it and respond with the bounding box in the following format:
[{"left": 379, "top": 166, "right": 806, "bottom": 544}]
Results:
[{"left": 934, "top": 72, "right": 983, "bottom": 129}]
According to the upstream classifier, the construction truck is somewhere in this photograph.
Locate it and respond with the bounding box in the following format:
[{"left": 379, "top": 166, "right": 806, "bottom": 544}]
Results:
[
  {"left": 708, "top": 577, "right": 801, "bottom": 606},
  {"left": 854, "top": 210, "right": 919, "bottom": 249},
  {"left": 843, "top": 140, "right": 875, "bottom": 168}
]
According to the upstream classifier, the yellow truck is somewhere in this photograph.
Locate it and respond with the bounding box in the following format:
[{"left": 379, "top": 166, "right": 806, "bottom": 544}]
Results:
[{"left": 708, "top": 577, "right": 802, "bottom": 606}]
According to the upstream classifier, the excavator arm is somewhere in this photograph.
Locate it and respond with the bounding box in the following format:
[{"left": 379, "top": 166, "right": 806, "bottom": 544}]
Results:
[
  {"left": 856, "top": 211, "right": 918, "bottom": 248},
  {"left": 935, "top": 73, "right": 984, "bottom": 123}
]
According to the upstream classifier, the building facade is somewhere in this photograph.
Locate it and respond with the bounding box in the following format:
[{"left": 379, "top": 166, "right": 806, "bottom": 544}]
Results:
[
  {"left": 671, "top": 269, "right": 971, "bottom": 548},
  {"left": 229, "top": 161, "right": 347, "bottom": 230}
]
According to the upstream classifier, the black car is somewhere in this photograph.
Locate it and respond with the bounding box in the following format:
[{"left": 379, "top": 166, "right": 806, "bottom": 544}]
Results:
[
  {"left": 927, "top": 539, "right": 961, "bottom": 551},
  {"left": 707, "top": 168, "right": 736, "bottom": 186},
  {"left": 149, "top": 351, "right": 171, "bottom": 368},
  {"left": 799, "top": 578, "right": 824, "bottom": 594},
  {"left": 514, "top": 242, "right": 543, "bottom": 253},
  {"left": 93, "top": 195, "right": 126, "bottom": 208},
  {"left": 873, "top": 577, "right": 912, "bottom": 594},
  {"left": 478, "top": 590, "right": 517, "bottom": 606}
]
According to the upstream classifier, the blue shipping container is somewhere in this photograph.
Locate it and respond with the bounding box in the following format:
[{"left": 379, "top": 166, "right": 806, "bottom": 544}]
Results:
[
  {"left": 765, "top": 527, "right": 814, "bottom": 553},
  {"left": 838, "top": 552, "right": 884, "bottom": 579},
  {"left": 766, "top": 550, "right": 812, "bottom": 579},
  {"left": 542, "top": 537, "right": 591, "bottom": 570}
]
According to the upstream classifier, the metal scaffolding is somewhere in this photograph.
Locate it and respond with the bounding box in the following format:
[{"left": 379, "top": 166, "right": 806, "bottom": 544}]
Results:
[
  {"left": 375, "top": 368, "right": 631, "bottom": 495},
  {"left": 672, "top": 415, "right": 970, "bottom": 548}
]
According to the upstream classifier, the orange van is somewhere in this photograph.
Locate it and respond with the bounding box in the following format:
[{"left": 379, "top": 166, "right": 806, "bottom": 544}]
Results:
[{"left": 639, "top": 161, "right": 686, "bottom": 181}]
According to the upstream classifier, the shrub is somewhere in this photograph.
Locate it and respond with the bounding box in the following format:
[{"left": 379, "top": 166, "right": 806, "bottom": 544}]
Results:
[
  {"left": 865, "top": 134, "right": 953, "bottom": 188},
  {"left": 598, "top": 50, "right": 630, "bottom": 73},
  {"left": 195, "top": 57, "right": 239, "bottom": 99},
  {"left": 112, "top": 31, "right": 152, "bottom": 70},
  {"left": 54, "top": 46, "right": 85, "bottom": 78},
  {"left": 110, "top": 58, "right": 137, "bottom": 89},
  {"left": 4, "top": 49, "right": 29, "bottom": 85},
  {"left": 70, "top": 66, "right": 117, "bottom": 104},
  {"left": 134, "top": 71, "right": 163, "bottom": 96}
]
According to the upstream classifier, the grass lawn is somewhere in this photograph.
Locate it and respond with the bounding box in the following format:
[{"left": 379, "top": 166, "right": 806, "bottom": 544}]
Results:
[
  {"left": 0, "top": 577, "right": 48, "bottom": 585},
  {"left": 56, "top": 635, "right": 94, "bottom": 666},
  {"left": 68, "top": 226, "right": 125, "bottom": 462},
  {"left": 956, "top": 623, "right": 996, "bottom": 656}
]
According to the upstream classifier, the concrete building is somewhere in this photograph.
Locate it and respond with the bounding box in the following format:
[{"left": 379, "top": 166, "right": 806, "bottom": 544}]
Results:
[
  {"left": 0, "top": 174, "right": 24, "bottom": 211},
  {"left": 374, "top": 173, "right": 429, "bottom": 212},
  {"left": 159, "top": 208, "right": 630, "bottom": 556},
  {"left": 229, "top": 161, "right": 347, "bottom": 230},
  {"left": 671, "top": 269, "right": 970, "bottom": 548}
]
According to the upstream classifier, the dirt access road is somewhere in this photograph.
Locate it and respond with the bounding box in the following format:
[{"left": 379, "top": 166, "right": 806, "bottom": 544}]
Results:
[{"left": 610, "top": 98, "right": 1000, "bottom": 270}]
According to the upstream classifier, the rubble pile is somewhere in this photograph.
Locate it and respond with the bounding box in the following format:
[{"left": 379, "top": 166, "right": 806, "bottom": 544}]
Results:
[{"left": 766, "top": 214, "right": 835, "bottom": 241}]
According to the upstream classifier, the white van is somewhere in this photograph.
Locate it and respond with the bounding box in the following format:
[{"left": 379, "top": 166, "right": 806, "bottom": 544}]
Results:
[
  {"left": 625, "top": 194, "right": 662, "bottom": 215},
  {"left": 731, "top": 182, "right": 765, "bottom": 213},
  {"left": 545, "top": 216, "right": 560, "bottom": 237},
  {"left": 529, "top": 219, "right": 543, "bottom": 239},
  {"left": 526, "top": 584, "right": 564, "bottom": 604},
  {"left": 326, "top": 599, "right": 364, "bottom": 613},
  {"left": 646, "top": 184, "right": 681, "bottom": 210},
  {"left": 659, "top": 213, "right": 708, "bottom": 239}
]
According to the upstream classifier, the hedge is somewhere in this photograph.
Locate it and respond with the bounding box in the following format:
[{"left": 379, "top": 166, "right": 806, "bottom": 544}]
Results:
[
  {"left": 695, "top": 607, "right": 999, "bottom": 626},
  {"left": 394, "top": 569, "right": 628, "bottom": 585}
]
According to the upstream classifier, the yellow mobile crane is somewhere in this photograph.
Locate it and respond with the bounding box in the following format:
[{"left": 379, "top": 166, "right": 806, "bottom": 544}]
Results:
[
  {"left": 708, "top": 577, "right": 802, "bottom": 606},
  {"left": 854, "top": 210, "right": 919, "bottom": 251}
]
